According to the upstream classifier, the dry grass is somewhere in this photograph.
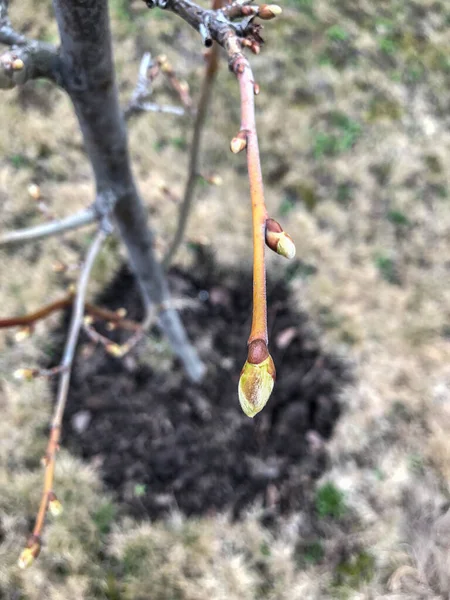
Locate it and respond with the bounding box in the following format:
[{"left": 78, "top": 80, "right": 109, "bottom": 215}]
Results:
[{"left": 1, "top": 0, "right": 450, "bottom": 598}]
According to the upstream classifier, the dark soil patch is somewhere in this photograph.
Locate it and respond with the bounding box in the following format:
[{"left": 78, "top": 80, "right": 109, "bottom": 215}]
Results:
[{"left": 61, "top": 252, "right": 350, "bottom": 520}]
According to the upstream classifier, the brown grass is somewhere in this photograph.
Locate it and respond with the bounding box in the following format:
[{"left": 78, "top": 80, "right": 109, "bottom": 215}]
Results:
[{"left": 1, "top": 0, "right": 450, "bottom": 598}]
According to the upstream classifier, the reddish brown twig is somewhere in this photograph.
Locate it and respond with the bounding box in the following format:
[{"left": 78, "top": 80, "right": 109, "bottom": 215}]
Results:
[
  {"left": 18, "top": 229, "right": 107, "bottom": 568},
  {"left": 0, "top": 293, "right": 141, "bottom": 332},
  {"left": 157, "top": 54, "right": 192, "bottom": 110}
]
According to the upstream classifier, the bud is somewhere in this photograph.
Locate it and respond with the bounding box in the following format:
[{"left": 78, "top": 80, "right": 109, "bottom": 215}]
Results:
[
  {"left": 52, "top": 260, "right": 67, "bottom": 273},
  {"left": 253, "top": 82, "right": 260, "bottom": 96},
  {"left": 48, "top": 492, "right": 63, "bottom": 517},
  {"left": 13, "top": 368, "right": 35, "bottom": 381},
  {"left": 12, "top": 58, "right": 25, "bottom": 71},
  {"left": 238, "top": 340, "right": 276, "bottom": 417},
  {"left": 116, "top": 308, "right": 127, "bottom": 318},
  {"left": 258, "top": 4, "right": 282, "bottom": 19},
  {"left": 156, "top": 54, "right": 168, "bottom": 66},
  {"left": 106, "top": 343, "right": 125, "bottom": 358},
  {"left": 265, "top": 218, "right": 296, "bottom": 259},
  {"left": 208, "top": 174, "right": 223, "bottom": 186},
  {"left": 14, "top": 327, "right": 31, "bottom": 342},
  {"left": 27, "top": 183, "right": 41, "bottom": 200},
  {"left": 18, "top": 535, "right": 41, "bottom": 569},
  {"left": 83, "top": 315, "right": 94, "bottom": 326},
  {"left": 230, "top": 130, "right": 247, "bottom": 154},
  {"left": 250, "top": 43, "right": 261, "bottom": 55}
]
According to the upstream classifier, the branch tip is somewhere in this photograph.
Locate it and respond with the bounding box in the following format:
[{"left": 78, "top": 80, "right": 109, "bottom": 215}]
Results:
[{"left": 238, "top": 350, "right": 276, "bottom": 418}]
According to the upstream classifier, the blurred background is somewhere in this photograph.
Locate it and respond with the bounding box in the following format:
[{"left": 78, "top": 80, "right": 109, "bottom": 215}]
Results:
[{"left": 1, "top": 0, "right": 450, "bottom": 598}]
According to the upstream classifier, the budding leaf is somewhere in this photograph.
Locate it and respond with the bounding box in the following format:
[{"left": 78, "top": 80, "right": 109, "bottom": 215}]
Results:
[{"left": 238, "top": 355, "right": 276, "bottom": 417}]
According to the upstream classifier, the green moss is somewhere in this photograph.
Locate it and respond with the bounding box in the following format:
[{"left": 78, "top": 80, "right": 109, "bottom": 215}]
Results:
[
  {"left": 333, "top": 551, "right": 375, "bottom": 591},
  {"left": 326, "top": 25, "right": 350, "bottom": 42},
  {"left": 313, "top": 113, "right": 362, "bottom": 158},
  {"left": 336, "top": 183, "right": 353, "bottom": 206},
  {"left": 315, "top": 482, "right": 346, "bottom": 519},
  {"left": 304, "top": 541, "right": 325, "bottom": 565},
  {"left": 387, "top": 209, "right": 410, "bottom": 227},
  {"left": 367, "top": 95, "right": 402, "bottom": 122},
  {"left": 374, "top": 253, "right": 400, "bottom": 285},
  {"left": 93, "top": 501, "right": 117, "bottom": 536},
  {"left": 9, "top": 153, "right": 32, "bottom": 169}
]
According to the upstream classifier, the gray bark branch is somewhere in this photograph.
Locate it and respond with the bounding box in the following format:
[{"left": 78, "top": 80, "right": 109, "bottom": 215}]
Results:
[
  {"left": 0, "top": 207, "right": 96, "bottom": 246},
  {"left": 0, "top": 1, "right": 60, "bottom": 88},
  {"left": 52, "top": 0, "right": 205, "bottom": 382}
]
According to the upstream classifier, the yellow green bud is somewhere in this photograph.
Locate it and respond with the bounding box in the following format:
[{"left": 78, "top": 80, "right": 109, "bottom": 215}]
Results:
[
  {"left": 265, "top": 218, "right": 296, "bottom": 259},
  {"left": 17, "top": 536, "right": 41, "bottom": 569},
  {"left": 48, "top": 492, "right": 63, "bottom": 517},
  {"left": 238, "top": 345, "right": 276, "bottom": 418},
  {"left": 13, "top": 368, "right": 35, "bottom": 381},
  {"left": 258, "top": 4, "right": 282, "bottom": 19}
]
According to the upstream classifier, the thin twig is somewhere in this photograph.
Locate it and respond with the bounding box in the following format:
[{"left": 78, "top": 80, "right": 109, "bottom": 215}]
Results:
[
  {"left": 163, "top": 41, "right": 220, "bottom": 269},
  {"left": 0, "top": 293, "right": 142, "bottom": 332},
  {"left": 0, "top": 208, "right": 96, "bottom": 246},
  {"left": 237, "top": 59, "right": 268, "bottom": 346},
  {"left": 18, "top": 228, "right": 107, "bottom": 568},
  {"left": 124, "top": 52, "right": 185, "bottom": 120}
]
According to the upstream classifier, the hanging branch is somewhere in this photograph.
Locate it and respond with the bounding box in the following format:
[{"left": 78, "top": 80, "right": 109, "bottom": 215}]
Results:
[
  {"left": 18, "top": 227, "right": 107, "bottom": 569},
  {"left": 143, "top": 0, "right": 294, "bottom": 417}
]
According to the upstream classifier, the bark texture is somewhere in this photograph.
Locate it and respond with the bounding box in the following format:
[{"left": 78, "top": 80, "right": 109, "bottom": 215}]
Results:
[{"left": 52, "top": 0, "right": 205, "bottom": 381}]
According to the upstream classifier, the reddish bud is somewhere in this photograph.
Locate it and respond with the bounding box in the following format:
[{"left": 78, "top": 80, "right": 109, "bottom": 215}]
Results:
[
  {"left": 265, "top": 218, "right": 296, "bottom": 259},
  {"left": 258, "top": 4, "right": 282, "bottom": 19}
]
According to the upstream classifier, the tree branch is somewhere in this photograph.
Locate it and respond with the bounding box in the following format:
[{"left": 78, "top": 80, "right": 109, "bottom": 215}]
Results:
[
  {"left": 0, "top": 42, "right": 60, "bottom": 89},
  {"left": 0, "top": 0, "right": 27, "bottom": 46},
  {"left": 52, "top": 0, "right": 205, "bottom": 382},
  {"left": 124, "top": 52, "right": 185, "bottom": 120},
  {"left": 18, "top": 227, "right": 107, "bottom": 569},
  {"left": 0, "top": 292, "right": 141, "bottom": 332},
  {"left": 0, "top": 1, "right": 60, "bottom": 88},
  {"left": 163, "top": 40, "right": 220, "bottom": 269},
  {"left": 0, "top": 207, "right": 96, "bottom": 246}
]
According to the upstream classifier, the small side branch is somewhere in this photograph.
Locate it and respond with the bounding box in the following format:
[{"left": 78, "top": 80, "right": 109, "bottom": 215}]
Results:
[
  {"left": 0, "top": 42, "right": 60, "bottom": 89},
  {"left": 0, "top": 0, "right": 27, "bottom": 46},
  {"left": 163, "top": 42, "right": 220, "bottom": 269},
  {"left": 18, "top": 228, "right": 107, "bottom": 569},
  {"left": 0, "top": 207, "right": 96, "bottom": 246},
  {"left": 0, "top": 0, "right": 60, "bottom": 88},
  {"left": 124, "top": 52, "right": 185, "bottom": 121},
  {"left": 0, "top": 293, "right": 141, "bottom": 332}
]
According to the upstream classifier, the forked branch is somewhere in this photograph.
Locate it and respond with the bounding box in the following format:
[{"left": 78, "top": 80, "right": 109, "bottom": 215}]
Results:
[{"left": 18, "top": 227, "right": 107, "bottom": 569}]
